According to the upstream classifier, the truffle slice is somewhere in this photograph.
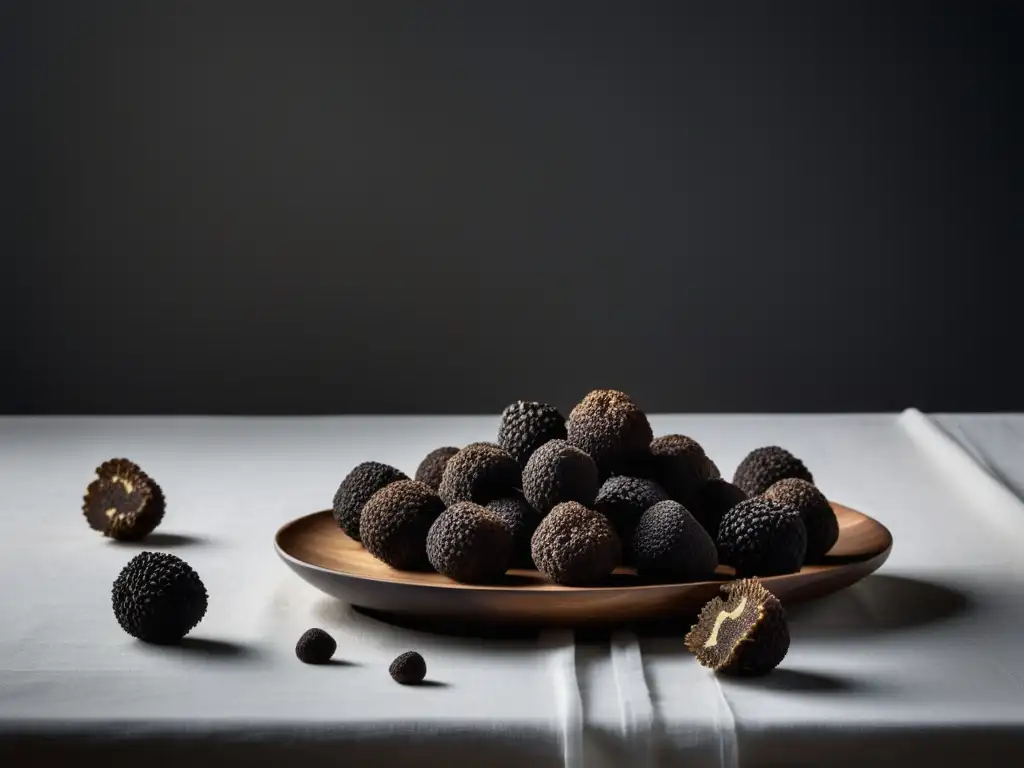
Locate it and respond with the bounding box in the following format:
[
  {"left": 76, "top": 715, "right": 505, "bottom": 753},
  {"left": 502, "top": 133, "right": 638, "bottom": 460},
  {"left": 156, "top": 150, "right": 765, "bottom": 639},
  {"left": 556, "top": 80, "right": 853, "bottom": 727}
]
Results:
[
  {"left": 426, "top": 502, "right": 513, "bottom": 584},
  {"left": 685, "top": 578, "right": 790, "bottom": 676},
  {"left": 522, "top": 439, "right": 600, "bottom": 515},
  {"left": 530, "top": 501, "right": 621, "bottom": 586},
  {"left": 83, "top": 458, "right": 165, "bottom": 541},
  {"left": 649, "top": 435, "right": 715, "bottom": 505},
  {"left": 732, "top": 446, "right": 813, "bottom": 497},
  {"left": 414, "top": 446, "right": 460, "bottom": 490},
  {"left": 717, "top": 498, "right": 807, "bottom": 577},
  {"left": 360, "top": 480, "right": 445, "bottom": 571},
  {"left": 333, "top": 461, "right": 409, "bottom": 542},
  {"left": 566, "top": 389, "right": 653, "bottom": 475},
  {"left": 485, "top": 496, "right": 542, "bottom": 568},
  {"left": 763, "top": 478, "right": 839, "bottom": 562},
  {"left": 295, "top": 628, "right": 337, "bottom": 664},
  {"left": 497, "top": 400, "right": 568, "bottom": 467},
  {"left": 632, "top": 500, "right": 719, "bottom": 582},
  {"left": 594, "top": 475, "right": 669, "bottom": 551},
  {"left": 690, "top": 479, "right": 748, "bottom": 540},
  {"left": 390, "top": 651, "right": 427, "bottom": 685},
  {"left": 438, "top": 444, "right": 521, "bottom": 506},
  {"left": 111, "top": 552, "right": 208, "bottom": 644}
]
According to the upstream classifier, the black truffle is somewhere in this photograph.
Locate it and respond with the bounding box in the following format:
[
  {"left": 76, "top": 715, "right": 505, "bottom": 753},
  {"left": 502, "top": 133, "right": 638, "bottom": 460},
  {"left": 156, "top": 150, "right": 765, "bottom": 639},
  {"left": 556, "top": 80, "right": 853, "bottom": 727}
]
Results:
[
  {"left": 295, "top": 628, "right": 337, "bottom": 664},
  {"left": 497, "top": 400, "right": 567, "bottom": 467},
  {"left": 649, "top": 435, "right": 715, "bottom": 505},
  {"left": 690, "top": 479, "right": 749, "bottom": 540},
  {"left": 389, "top": 651, "right": 427, "bottom": 685},
  {"left": 631, "top": 500, "right": 719, "bottom": 582},
  {"left": 717, "top": 498, "right": 807, "bottom": 577},
  {"left": 685, "top": 578, "right": 790, "bottom": 676},
  {"left": 763, "top": 478, "right": 839, "bottom": 562},
  {"left": 485, "top": 496, "right": 541, "bottom": 568},
  {"left": 111, "top": 552, "right": 208, "bottom": 644},
  {"left": 566, "top": 389, "right": 653, "bottom": 475},
  {"left": 732, "top": 446, "right": 813, "bottom": 497},
  {"left": 333, "top": 461, "right": 409, "bottom": 542},
  {"left": 426, "top": 502, "right": 513, "bottom": 583},
  {"left": 438, "top": 444, "right": 521, "bottom": 506},
  {"left": 83, "top": 458, "right": 165, "bottom": 541},
  {"left": 530, "top": 501, "right": 621, "bottom": 586},
  {"left": 415, "top": 446, "right": 460, "bottom": 490},
  {"left": 522, "top": 439, "right": 600, "bottom": 515},
  {"left": 594, "top": 475, "right": 669, "bottom": 548},
  {"left": 360, "top": 480, "right": 445, "bottom": 571}
]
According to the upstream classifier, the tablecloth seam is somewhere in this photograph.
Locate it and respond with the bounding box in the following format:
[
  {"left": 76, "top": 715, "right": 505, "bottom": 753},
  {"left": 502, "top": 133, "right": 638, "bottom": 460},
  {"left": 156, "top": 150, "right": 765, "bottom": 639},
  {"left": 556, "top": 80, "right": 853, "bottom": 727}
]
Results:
[
  {"left": 540, "top": 630, "right": 582, "bottom": 768},
  {"left": 709, "top": 675, "right": 739, "bottom": 768},
  {"left": 610, "top": 632, "right": 653, "bottom": 768}
]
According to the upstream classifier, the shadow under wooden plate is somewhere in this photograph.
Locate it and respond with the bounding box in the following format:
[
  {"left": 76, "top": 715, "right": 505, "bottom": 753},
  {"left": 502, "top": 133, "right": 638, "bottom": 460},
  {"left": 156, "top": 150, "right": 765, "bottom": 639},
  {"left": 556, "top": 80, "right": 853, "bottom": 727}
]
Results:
[{"left": 275, "top": 502, "right": 892, "bottom": 628}]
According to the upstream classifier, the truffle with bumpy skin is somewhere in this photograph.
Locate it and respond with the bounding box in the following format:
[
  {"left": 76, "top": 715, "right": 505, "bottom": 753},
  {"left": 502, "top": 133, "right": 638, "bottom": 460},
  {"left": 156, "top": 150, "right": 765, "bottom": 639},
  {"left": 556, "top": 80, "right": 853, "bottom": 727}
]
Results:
[
  {"left": 530, "top": 501, "right": 621, "bottom": 585},
  {"left": 389, "top": 651, "right": 427, "bottom": 685},
  {"left": 763, "top": 478, "right": 838, "bottom": 562},
  {"left": 594, "top": 475, "right": 669, "bottom": 549},
  {"left": 360, "top": 480, "right": 444, "bottom": 571},
  {"left": 485, "top": 496, "right": 541, "bottom": 568},
  {"left": 83, "top": 458, "right": 165, "bottom": 541},
  {"left": 632, "top": 500, "right": 719, "bottom": 582},
  {"left": 414, "top": 446, "right": 459, "bottom": 490},
  {"left": 566, "top": 389, "right": 653, "bottom": 475},
  {"left": 333, "top": 462, "right": 409, "bottom": 542},
  {"left": 522, "top": 439, "right": 600, "bottom": 515},
  {"left": 295, "top": 628, "right": 337, "bottom": 664},
  {"left": 733, "top": 446, "right": 813, "bottom": 497},
  {"left": 685, "top": 578, "right": 789, "bottom": 676},
  {"left": 717, "top": 498, "right": 807, "bottom": 577},
  {"left": 438, "top": 444, "right": 521, "bottom": 506},
  {"left": 649, "top": 435, "right": 715, "bottom": 505},
  {"left": 111, "top": 552, "right": 208, "bottom": 644},
  {"left": 690, "top": 479, "right": 748, "bottom": 540},
  {"left": 497, "top": 401, "right": 567, "bottom": 468},
  {"left": 426, "top": 502, "right": 513, "bottom": 583}
]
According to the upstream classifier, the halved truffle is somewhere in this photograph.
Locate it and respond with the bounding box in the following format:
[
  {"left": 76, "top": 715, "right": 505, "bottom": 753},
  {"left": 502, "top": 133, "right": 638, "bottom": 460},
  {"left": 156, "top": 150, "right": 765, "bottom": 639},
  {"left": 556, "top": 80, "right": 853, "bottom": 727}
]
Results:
[
  {"left": 732, "top": 446, "right": 813, "bottom": 497},
  {"left": 333, "top": 462, "right": 409, "bottom": 542},
  {"left": 632, "top": 500, "right": 719, "bottom": 582},
  {"left": 689, "top": 479, "right": 748, "bottom": 540},
  {"left": 415, "top": 446, "right": 460, "bottom": 490},
  {"left": 685, "top": 578, "right": 789, "bottom": 676},
  {"left": 426, "top": 502, "right": 513, "bottom": 583},
  {"left": 530, "top": 501, "right": 621, "bottom": 586},
  {"left": 111, "top": 551, "right": 207, "bottom": 644},
  {"left": 566, "top": 389, "right": 653, "bottom": 475},
  {"left": 763, "top": 478, "right": 839, "bottom": 562},
  {"left": 438, "top": 444, "right": 521, "bottom": 506},
  {"left": 716, "top": 498, "right": 807, "bottom": 577},
  {"left": 360, "top": 480, "right": 445, "bottom": 571},
  {"left": 593, "top": 475, "right": 669, "bottom": 549},
  {"left": 649, "top": 435, "right": 715, "bottom": 506},
  {"left": 497, "top": 400, "right": 567, "bottom": 467},
  {"left": 295, "top": 628, "right": 337, "bottom": 664},
  {"left": 522, "top": 439, "right": 600, "bottom": 515},
  {"left": 485, "top": 496, "right": 541, "bottom": 568},
  {"left": 390, "top": 651, "right": 427, "bottom": 685},
  {"left": 83, "top": 458, "right": 165, "bottom": 541}
]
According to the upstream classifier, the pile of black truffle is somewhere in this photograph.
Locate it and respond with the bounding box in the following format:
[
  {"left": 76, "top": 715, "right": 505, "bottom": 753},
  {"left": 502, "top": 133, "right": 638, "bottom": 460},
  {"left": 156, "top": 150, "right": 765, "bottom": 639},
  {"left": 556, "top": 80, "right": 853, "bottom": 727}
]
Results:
[{"left": 332, "top": 390, "right": 839, "bottom": 587}]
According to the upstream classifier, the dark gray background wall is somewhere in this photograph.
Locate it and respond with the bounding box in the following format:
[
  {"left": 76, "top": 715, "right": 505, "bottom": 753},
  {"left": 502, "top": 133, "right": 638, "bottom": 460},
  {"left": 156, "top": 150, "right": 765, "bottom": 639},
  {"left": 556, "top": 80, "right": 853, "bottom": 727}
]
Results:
[{"left": 3, "top": 1, "right": 1020, "bottom": 415}]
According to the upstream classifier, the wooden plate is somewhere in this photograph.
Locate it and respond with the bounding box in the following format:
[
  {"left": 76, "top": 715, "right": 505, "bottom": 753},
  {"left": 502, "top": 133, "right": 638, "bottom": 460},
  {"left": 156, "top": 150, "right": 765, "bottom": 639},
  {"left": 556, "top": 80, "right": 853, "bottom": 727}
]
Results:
[{"left": 275, "top": 502, "right": 892, "bottom": 628}]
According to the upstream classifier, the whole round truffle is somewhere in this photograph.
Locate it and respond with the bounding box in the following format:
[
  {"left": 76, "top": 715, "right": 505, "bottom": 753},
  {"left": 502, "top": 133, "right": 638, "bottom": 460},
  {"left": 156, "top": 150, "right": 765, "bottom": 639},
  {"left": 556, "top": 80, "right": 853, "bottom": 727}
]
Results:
[
  {"left": 763, "top": 478, "right": 838, "bottom": 562},
  {"left": 649, "top": 435, "right": 715, "bottom": 505},
  {"left": 83, "top": 458, "right": 165, "bottom": 541},
  {"left": 690, "top": 479, "right": 748, "bottom": 540},
  {"left": 111, "top": 552, "right": 208, "bottom": 644},
  {"left": 522, "top": 439, "right": 600, "bottom": 515},
  {"left": 438, "top": 444, "right": 521, "bottom": 506},
  {"left": 566, "top": 389, "right": 653, "bottom": 475},
  {"left": 717, "top": 498, "right": 807, "bottom": 577},
  {"left": 389, "top": 651, "right": 427, "bottom": 685},
  {"left": 426, "top": 502, "right": 513, "bottom": 584},
  {"left": 485, "top": 496, "right": 541, "bottom": 568},
  {"left": 360, "top": 480, "right": 444, "bottom": 571},
  {"left": 594, "top": 475, "right": 669, "bottom": 548},
  {"left": 530, "top": 501, "right": 621, "bottom": 586},
  {"left": 333, "top": 461, "right": 409, "bottom": 542},
  {"left": 497, "top": 401, "right": 567, "bottom": 467},
  {"left": 732, "top": 446, "right": 813, "bottom": 497},
  {"left": 632, "top": 500, "right": 719, "bottom": 582},
  {"left": 685, "top": 577, "right": 789, "bottom": 676},
  {"left": 414, "top": 446, "right": 459, "bottom": 489},
  {"left": 295, "top": 628, "right": 337, "bottom": 664}
]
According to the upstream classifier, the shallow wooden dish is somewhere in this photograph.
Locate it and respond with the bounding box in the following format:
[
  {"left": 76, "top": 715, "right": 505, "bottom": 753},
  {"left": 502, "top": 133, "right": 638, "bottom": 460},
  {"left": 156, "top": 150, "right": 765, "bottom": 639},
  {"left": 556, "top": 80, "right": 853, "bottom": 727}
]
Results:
[{"left": 275, "top": 502, "right": 892, "bottom": 628}]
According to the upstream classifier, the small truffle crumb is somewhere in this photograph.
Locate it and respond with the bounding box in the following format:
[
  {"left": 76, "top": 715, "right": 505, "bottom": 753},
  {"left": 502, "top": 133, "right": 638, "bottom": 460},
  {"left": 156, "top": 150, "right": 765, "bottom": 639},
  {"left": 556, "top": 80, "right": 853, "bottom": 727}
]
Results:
[
  {"left": 763, "top": 478, "right": 839, "bottom": 562},
  {"left": 295, "top": 628, "right": 337, "bottom": 664},
  {"left": 83, "top": 458, "right": 165, "bottom": 541},
  {"left": 522, "top": 439, "right": 600, "bottom": 515},
  {"left": 497, "top": 400, "right": 567, "bottom": 467},
  {"left": 438, "top": 444, "right": 521, "bottom": 506},
  {"left": 566, "top": 389, "right": 653, "bottom": 475},
  {"left": 732, "top": 446, "right": 813, "bottom": 497},
  {"left": 389, "top": 651, "right": 427, "bottom": 685},
  {"left": 426, "top": 502, "right": 513, "bottom": 584},
  {"left": 531, "top": 501, "right": 621, "bottom": 586},
  {"left": 415, "top": 446, "right": 460, "bottom": 489}
]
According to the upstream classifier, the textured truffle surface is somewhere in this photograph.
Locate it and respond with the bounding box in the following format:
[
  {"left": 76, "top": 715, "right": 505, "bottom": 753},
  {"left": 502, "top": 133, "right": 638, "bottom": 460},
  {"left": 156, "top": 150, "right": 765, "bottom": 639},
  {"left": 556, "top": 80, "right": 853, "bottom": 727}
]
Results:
[
  {"left": 438, "top": 444, "right": 521, "bottom": 506},
  {"left": 763, "top": 478, "right": 839, "bottom": 562},
  {"left": 389, "top": 651, "right": 427, "bottom": 685},
  {"left": 111, "top": 552, "right": 208, "bottom": 644},
  {"left": 530, "top": 501, "right": 621, "bottom": 585},
  {"left": 295, "top": 628, "right": 337, "bottom": 664},
  {"left": 426, "top": 502, "right": 513, "bottom": 583},
  {"left": 690, "top": 480, "right": 749, "bottom": 540},
  {"left": 414, "top": 447, "right": 460, "bottom": 490},
  {"left": 497, "top": 401, "right": 567, "bottom": 467},
  {"left": 717, "top": 498, "right": 807, "bottom": 577},
  {"left": 485, "top": 496, "right": 541, "bottom": 568},
  {"left": 733, "top": 446, "right": 813, "bottom": 497},
  {"left": 333, "top": 462, "right": 409, "bottom": 542},
  {"left": 83, "top": 458, "right": 165, "bottom": 541},
  {"left": 685, "top": 578, "right": 790, "bottom": 676},
  {"left": 594, "top": 475, "right": 669, "bottom": 549},
  {"left": 522, "top": 439, "right": 600, "bottom": 515},
  {"left": 632, "top": 500, "right": 719, "bottom": 582},
  {"left": 566, "top": 389, "right": 653, "bottom": 474},
  {"left": 360, "top": 480, "right": 444, "bottom": 571},
  {"left": 649, "top": 435, "right": 715, "bottom": 505}
]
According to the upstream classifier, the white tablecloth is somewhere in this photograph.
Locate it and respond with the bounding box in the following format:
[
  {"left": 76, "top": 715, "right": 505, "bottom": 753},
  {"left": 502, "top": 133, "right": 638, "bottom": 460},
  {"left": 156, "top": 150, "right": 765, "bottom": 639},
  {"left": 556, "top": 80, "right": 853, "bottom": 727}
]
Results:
[{"left": 1, "top": 411, "right": 1022, "bottom": 766}]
